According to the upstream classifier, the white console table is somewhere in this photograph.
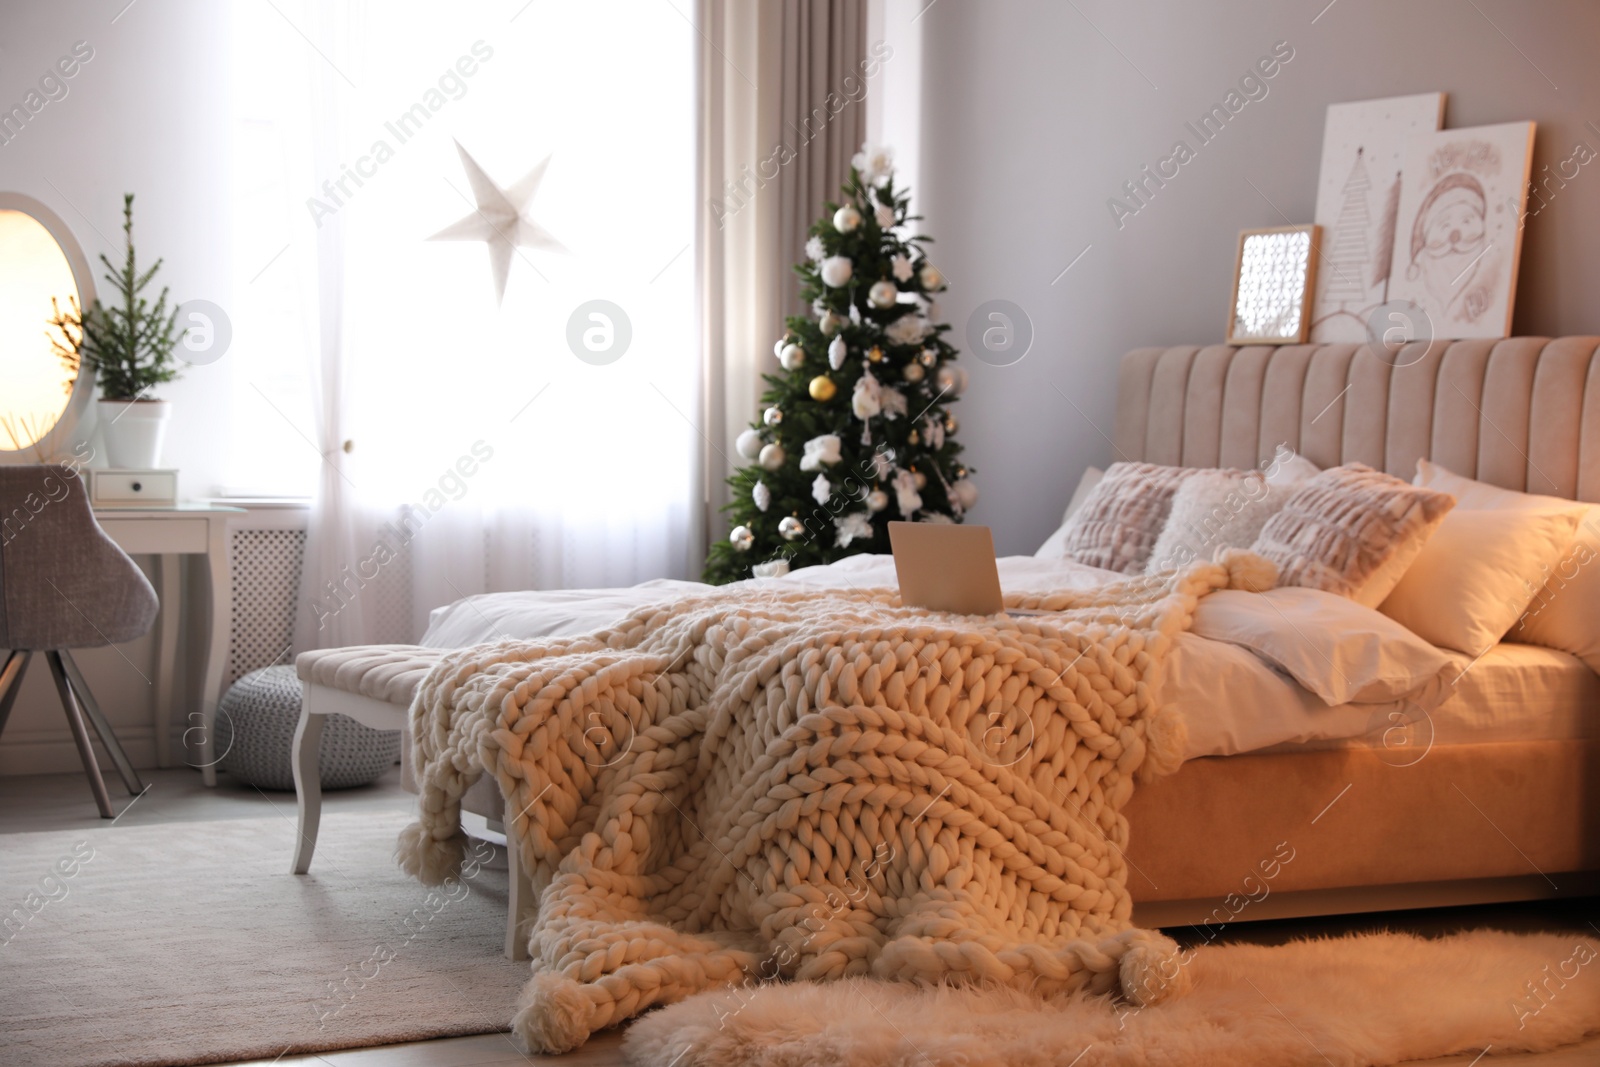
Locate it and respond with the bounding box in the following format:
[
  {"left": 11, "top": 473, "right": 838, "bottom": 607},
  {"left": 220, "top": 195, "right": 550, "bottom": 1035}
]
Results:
[{"left": 93, "top": 503, "right": 243, "bottom": 783}]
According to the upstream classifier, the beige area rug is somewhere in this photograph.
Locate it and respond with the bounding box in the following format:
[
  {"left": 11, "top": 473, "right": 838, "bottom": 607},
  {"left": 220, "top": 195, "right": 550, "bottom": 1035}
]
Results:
[
  {"left": 0, "top": 810, "right": 526, "bottom": 1067},
  {"left": 624, "top": 930, "right": 1600, "bottom": 1066}
]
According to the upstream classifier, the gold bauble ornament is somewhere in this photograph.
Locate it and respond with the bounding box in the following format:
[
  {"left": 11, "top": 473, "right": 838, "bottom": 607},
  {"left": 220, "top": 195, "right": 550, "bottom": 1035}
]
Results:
[
  {"left": 808, "top": 375, "right": 838, "bottom": 401},
  {"left": 903, "top": 363, "right": 925, "bottom": 383},
  {"left": 907, "top": 429, "right": 920, "bottom": 445},
  {"left": 867, "top": 346, "right": 884, "bottom": 363},
  {"left": 912, "top": 469, "right": 927, "bottom": 490},
  {"left": 919, "top": 348, "right": 937, "bottom": 367},
  {"left": 944, "top": 414, "right": 959, "bottom": 433},
  {"left": 778, "top": 515, "right": 805, "bottom": 540}
]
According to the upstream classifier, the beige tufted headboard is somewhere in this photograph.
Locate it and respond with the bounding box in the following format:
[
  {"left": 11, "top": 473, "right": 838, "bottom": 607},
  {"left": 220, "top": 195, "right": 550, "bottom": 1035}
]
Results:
[{"left": 1114, "top": 337, "right": 1600, "bottom": 503}]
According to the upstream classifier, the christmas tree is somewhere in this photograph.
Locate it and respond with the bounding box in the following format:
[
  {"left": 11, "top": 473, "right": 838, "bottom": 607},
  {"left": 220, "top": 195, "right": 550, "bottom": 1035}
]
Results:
[{"left": 703, "top": 144, "right": 975, "bottom": 585}]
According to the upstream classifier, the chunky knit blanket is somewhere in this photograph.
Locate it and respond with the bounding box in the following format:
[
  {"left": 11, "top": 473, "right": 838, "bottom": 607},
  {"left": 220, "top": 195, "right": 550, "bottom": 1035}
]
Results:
[{"left": 398, "top": 556, "right": 1271, "bottom": 1052}]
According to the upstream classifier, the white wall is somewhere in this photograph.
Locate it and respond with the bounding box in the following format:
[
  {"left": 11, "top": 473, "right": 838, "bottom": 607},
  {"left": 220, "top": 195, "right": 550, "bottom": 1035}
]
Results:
[
  {"left": 1, "top": 0, "right": 235, "bottom": 774},
  {"left": 913, "top": 0, "right": 1600, "bottom": 554}
]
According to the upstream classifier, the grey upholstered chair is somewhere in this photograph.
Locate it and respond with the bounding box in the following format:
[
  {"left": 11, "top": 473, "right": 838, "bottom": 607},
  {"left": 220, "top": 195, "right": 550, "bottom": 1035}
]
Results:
[{"left": 0, "top": 465, "right": 158, "bottom": 817}]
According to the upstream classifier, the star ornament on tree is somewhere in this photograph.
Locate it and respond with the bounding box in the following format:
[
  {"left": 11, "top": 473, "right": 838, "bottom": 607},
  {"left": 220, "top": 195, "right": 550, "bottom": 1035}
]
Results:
[{"left": 428, "top": 140, "right": 569, "bottom": 305}]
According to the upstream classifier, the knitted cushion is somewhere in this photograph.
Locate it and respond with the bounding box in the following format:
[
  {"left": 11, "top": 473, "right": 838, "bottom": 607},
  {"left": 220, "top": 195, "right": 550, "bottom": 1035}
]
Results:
[
  {"left": 214, "top": 665, "right": 400, "bottom": 790},
  {"left": 1060, "top": 462, "right": 1202, "bottom": 573}
]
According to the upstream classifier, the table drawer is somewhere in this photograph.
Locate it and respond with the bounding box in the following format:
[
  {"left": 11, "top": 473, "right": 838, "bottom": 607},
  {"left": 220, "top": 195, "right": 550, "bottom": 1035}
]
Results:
[
  {"left": 91, "top": 469, "right": 179, "bottom": 506},
  {"left": 97, "top": 517, "right": 209, "bottom": 554}
]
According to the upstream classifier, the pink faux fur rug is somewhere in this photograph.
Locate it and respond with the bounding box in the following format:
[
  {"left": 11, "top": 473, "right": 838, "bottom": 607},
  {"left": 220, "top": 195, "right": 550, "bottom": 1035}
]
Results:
[{"left": 622, "top": 930, "right": 1600, "bottom": 1066}]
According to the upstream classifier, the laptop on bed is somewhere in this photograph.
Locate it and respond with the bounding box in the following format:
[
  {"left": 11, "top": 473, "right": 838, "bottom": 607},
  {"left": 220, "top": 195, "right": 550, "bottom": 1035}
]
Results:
[{"left": 887, "top": 522, "right": 1048, "bottom": 616}]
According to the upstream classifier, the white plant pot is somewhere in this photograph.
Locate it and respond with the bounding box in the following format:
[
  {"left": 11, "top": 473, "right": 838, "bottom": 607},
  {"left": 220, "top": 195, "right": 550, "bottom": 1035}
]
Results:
[{"left": 99, "top": 399, "right": 172, "bottom": 468}]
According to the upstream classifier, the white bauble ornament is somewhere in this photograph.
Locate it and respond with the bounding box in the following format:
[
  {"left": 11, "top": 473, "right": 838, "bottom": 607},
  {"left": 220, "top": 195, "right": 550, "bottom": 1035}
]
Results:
[
  {"left": 763, "top": 406, "right": 784, "bottom": 427},
  {"left": 902, "top": 363, "right": 925, "bottom": 383},
  {"left": 936, "top": 365, "right": 959, "bottom": 394},
  {"left": 753, "top": 481, "right": 771, "bottom": 512},
  {"left": 729, "top": 525, "right": 754, "bottom": 551},
  {"left": 828, "top": 335, "right": 848, "bottom": 370},
  {"left": 951, "top": 478, "right": 978, "bottom": 509},
  {"left": 919, "top": 348, "right": 937, "bottom": 367},
  {"left": 868, "top": 280, "right": 898, "bottom": 308},
  {"left": 758, "top": 443, "right": 786, "bottom": 470},
  {"left": 778, "top": 515, "right": 805, "bottom": 540},
  {"left": 736, "top": 428, "right": 764, "bottom": 459},
  {"left": 875, "top": 203, "right": 896, "bottom": 229},
  {"left": 773, "top": 336, "right": 789, "bottom": 358},
  {"left": 780, "top": 343, "right": 805, "bottom": 371},
  {"left": 753, "top": 559, "right": 790, "bottom": 579},
  {"left": 820, "top": 255, "right": 853, "bottom": 288},
  {"left": 919, "top": 264, "right": 943, "bottom": 289},
  {"left": 819, "top": 310, "right": 843, "bottom": 336},
  {"left": 866, "top": 488, "right": 889, "bottom": 512},
  {"left": 833, "top": 204, "right": 861, "bottom": 233}
]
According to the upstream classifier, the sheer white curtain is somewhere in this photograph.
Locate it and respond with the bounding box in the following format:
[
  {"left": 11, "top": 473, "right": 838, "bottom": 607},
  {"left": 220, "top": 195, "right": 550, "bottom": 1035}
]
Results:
[{"left": 233, "top": 2, "right": 698, "bottom": 650}]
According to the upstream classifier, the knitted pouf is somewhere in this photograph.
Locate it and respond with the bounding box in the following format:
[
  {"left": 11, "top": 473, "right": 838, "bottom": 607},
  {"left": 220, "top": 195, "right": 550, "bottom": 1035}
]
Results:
[{"left": 214, "top": 665, "right": 400, "bottom": 790}]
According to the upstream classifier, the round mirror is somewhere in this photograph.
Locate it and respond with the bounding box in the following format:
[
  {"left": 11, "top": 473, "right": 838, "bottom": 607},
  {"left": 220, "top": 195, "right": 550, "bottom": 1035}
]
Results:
[{"left": 0, "top": 192, "right": 96, "bottom": 461}]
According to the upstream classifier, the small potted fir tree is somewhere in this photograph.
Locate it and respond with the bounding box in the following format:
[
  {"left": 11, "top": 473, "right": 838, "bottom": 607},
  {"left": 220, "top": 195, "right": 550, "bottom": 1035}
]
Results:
[{"left": 50, "top": 193, "right": 185, "bottom": 468}]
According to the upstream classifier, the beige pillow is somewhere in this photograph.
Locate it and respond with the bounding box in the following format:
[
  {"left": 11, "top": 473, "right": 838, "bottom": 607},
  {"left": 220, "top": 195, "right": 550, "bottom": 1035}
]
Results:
[
  {"left": 1059, "top": 462, "right": 1198, "bottom": 573},
  {"left": 1412, "top": 460, "right": 1597, "bottom": 669},
  {"left": 1146, "top": 469, "right": 1287, "bottom": 573},
  {"left": 1379, "top": 508, "right": 1583, "bottom": 656},
  {"left": 1518, "top": 507, "right": 1600, "bottom": 672},
  {"left": 1251, "top": 463, "right": 1456, "bottom": 607}
]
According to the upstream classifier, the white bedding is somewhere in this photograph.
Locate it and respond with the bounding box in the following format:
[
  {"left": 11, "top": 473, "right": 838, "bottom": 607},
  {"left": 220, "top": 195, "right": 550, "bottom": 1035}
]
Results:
[{"left": 419, "top": 554, "right": 1588, "bottom": 760}]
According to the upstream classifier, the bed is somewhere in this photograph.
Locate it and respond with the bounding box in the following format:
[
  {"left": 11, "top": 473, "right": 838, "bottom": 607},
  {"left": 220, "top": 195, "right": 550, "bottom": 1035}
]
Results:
[{"left": 291, "top": 335, "right": 1600, "bottom": 944}]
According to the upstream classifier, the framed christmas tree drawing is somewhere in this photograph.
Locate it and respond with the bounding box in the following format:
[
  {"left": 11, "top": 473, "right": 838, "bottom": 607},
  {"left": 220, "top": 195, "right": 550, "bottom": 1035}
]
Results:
[
  {"left": 1308, "top": 92, "right": 1446, "bottom": 343},
  {"left": 1385, "top": 121, "right": 1536, "bottom": 340}
]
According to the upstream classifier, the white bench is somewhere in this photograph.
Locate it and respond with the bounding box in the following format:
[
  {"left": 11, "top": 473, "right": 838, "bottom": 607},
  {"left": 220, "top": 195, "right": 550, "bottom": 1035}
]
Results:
[{"left": 290, "top": 645, "right": 536, "bottom": 960}]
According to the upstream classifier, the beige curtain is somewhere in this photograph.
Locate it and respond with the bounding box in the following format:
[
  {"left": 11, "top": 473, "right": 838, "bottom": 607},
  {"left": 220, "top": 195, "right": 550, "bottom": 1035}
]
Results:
[{"left": 693, "top": 0, "right": 868, "bottom": 571}]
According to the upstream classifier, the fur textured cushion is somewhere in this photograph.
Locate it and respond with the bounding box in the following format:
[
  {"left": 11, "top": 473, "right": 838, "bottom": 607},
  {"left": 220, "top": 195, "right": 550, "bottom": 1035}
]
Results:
[
  {"left": 397, "top": 563, "right": 1268, "bottom": 1051},
  {"left": 1251, "top": 463, "right": 1456, "bottom": 607},
  {"left": 1060, "top": 462, "right": 1200, "bottom": 573},
  {"left": 1145, "top": 469, "right": 1290, "bottom": 573}
]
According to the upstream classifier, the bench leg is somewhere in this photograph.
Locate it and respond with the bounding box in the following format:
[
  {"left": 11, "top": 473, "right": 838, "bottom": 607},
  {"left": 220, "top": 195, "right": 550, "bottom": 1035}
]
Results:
[
  {"left": 504, "top": 813, "right": 533, "bottom": 961},
  {"left": 290, "top": 709, "right": 326, "bottom": 874}
]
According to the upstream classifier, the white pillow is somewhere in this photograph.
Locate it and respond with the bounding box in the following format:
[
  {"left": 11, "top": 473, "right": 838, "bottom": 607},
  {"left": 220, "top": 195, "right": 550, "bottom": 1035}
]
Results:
[
  {"left": 1191, "top": 586, "right": 1455, "bottom": 707},
  {"left": 1034, "top": 466, "right": 1103, "bottom": 558},
  {"left": 1411, "top": 460, "right": 1597, "bottom": 668},
  {"left": 1264, "top": 445, "right": 1320, "bottom": 489},
  {"left": 1146, "top": 469, "right": 1288, "bottom": 573}
]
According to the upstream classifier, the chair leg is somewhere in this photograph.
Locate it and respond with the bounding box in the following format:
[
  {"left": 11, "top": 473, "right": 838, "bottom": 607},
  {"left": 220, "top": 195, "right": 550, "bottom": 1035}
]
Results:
[
  {"left": 0, "top": 650, "right": 31, "bottom": 739},
  {"left": 46, "top": 651, "right": 114, "bottom": 819},
  {"left": 57, "top": 651, "right": 144, "bottom": 795}
]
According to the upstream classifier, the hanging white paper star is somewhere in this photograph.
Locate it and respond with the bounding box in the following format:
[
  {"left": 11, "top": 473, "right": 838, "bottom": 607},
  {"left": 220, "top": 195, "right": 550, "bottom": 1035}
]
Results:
[{"left": 428, "top": 140, "right": 568, "bottom": 304}]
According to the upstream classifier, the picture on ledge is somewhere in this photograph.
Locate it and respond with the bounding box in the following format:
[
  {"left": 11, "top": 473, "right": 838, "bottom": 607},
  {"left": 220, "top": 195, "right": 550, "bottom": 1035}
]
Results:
[
  {"left": 1385, "top": 121, "right": 1536, "bottom": 340},
  {"left": 1226, "top": 224, "right": 1320, "bottom": 346},
  {"left": 1308, "top": 92, "right": 1446, "bottom": 343}
]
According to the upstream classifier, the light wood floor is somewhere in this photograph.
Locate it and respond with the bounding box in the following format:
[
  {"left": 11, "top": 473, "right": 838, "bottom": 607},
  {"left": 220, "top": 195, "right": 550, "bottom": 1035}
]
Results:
[{"left": 5, "top": 767, "right": 1597, "bottom": 1066}]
